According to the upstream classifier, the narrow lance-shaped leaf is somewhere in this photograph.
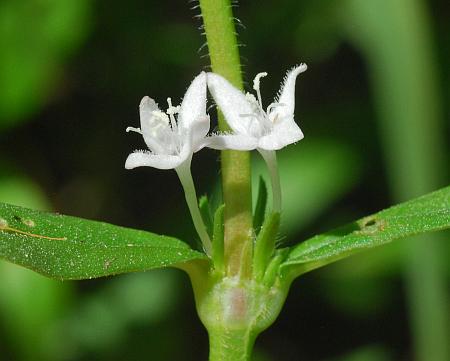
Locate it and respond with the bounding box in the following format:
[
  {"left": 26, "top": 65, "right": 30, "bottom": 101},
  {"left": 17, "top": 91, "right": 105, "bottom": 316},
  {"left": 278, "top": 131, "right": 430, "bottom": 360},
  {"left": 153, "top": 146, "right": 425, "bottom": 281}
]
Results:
[
  {"left": 253, "top": 176, "right": 268, "bottom": 234},
  {"left": 282, "top": 185, "right": 450, "bottom": 279},
  {"left": 0, "top": 202, "right": 207, "bottom": 280},
  {"left": 199, "top": 195, "right": 214, "bottom": 238}
]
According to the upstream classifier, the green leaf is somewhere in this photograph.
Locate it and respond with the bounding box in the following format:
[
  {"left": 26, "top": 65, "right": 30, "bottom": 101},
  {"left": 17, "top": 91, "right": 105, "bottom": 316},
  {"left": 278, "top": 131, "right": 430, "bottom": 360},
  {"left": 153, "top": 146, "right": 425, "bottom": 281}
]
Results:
[
  {"left": 199, "top": 195, "right": 214, "bottom": 238},
  {"left": 0, "top": 202, "right": 207, "bottom": 280},
  {"left": 0, "top": 171, "right": 71, "bottom": 361},
  {"left": 253, "top": 176, "right": 268, "bottom": 234},
  {"left": 282, "top": 186, "right": 450, "bottom": 278},
  {"left": 253, "top": 212, "right": 280, "bottom": 281}
]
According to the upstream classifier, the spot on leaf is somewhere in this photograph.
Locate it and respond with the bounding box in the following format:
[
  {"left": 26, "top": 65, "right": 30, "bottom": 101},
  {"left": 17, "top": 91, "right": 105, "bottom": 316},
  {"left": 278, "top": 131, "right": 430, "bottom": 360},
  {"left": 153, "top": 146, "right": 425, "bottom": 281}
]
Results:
[
  {"left": 357, "top": 216, "right": 386, "bottom": 234},
  {"left": 22, "top": 219, "right": 35, "bottom": 227},
  {"left": 0, "top": 217, "right": 8, "bottom": 228}
]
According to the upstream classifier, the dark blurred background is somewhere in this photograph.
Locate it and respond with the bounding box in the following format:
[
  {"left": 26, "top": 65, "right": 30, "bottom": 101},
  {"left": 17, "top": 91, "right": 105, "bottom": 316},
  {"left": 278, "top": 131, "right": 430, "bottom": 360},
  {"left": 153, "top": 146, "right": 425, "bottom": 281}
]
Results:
[{"left": 0, "top": 0, "right": 449, "bottom": 360}]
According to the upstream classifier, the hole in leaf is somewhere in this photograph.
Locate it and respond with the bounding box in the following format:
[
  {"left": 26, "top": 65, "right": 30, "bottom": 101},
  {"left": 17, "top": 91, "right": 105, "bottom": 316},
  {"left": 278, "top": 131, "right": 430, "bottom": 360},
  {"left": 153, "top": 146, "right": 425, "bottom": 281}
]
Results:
[
  {"left": 357, "top": 216, "right": 386, "bottom": 234},
  {"left": 360, "top": 216, "right": 378, "bottom": 228}
]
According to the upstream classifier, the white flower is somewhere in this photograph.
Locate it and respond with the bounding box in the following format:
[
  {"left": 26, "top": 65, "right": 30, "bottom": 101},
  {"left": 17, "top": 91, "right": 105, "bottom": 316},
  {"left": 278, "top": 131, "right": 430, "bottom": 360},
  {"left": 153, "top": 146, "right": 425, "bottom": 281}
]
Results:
[
  {"left": 125, "top": 72, "right": 209, "bottom": 170},
  {"left": 206, "top": 64, "right": 307, "bottom": 213},
  {"left": 206, "top": 64, "right": 307, "bottom": 151},
  {"left": 125, "top": 72, "right": 212, "bottom": 255}
]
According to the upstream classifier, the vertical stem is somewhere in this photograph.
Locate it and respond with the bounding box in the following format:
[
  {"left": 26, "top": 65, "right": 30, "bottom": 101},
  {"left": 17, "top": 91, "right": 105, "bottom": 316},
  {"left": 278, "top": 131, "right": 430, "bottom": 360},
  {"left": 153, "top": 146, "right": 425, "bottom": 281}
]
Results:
[
  {"left": 208, "top": 328, "right": 256, "bottom": 361},
  {"left": 199, "top": 0, "right": 253, "bottom": 277},
  {"left": 176, "top": 159, "right": 212, "bottom": 255}
]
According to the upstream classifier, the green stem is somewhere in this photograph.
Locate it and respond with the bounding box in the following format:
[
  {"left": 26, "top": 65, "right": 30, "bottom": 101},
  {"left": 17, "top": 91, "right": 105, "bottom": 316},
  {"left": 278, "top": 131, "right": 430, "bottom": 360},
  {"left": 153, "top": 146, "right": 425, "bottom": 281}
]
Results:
[
  {"left": 208, "top": 328, "right": 256, "bottom": 361},
  {"left": 194, "top": 2, "right": 288, "bottom": 361},
  {"left": 199, "top": 0, "right": 253, "bottom": 277},
  {"left": 175, "top": 159, "right": 212, "bottom": 255},
  {"left": 195, "top": 276, "right": 289, "bottom": 361}
]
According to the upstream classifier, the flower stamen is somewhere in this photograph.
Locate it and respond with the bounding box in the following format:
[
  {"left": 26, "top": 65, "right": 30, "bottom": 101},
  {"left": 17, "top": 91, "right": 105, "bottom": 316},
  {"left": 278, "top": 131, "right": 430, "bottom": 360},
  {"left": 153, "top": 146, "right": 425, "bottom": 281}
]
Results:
[
  {"left": 126, "top": 126, "right": 142, "bottom": 134},
  {"left": 166, "top": 97, "right": 180, "bottom": 132},
  {"left": 149, "top": 110, "right": 170, "bottom": 138},
  {"left": 253, "top": 72, "right": 268, "bottom": 109}
]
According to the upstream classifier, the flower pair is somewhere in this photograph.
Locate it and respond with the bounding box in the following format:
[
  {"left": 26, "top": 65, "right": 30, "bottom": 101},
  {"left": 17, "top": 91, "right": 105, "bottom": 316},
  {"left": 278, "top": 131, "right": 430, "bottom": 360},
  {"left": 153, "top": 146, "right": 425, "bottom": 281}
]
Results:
[
  {"left": 125, "top": 64, "right": 307, "bottom": 172},
  {"left": 125, "top": 65, "right": 307, "bottom": 254}
]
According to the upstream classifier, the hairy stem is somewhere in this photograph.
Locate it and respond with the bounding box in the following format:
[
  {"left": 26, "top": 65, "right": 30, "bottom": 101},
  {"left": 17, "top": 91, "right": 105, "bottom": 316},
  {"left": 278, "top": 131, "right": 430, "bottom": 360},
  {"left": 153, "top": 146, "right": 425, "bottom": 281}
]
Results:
[
  {"left": 199, "top": 0, "right": 253, "bottom": 277},
  {"left": 208, "top": 328, "right": 256, "bottom": 361}
]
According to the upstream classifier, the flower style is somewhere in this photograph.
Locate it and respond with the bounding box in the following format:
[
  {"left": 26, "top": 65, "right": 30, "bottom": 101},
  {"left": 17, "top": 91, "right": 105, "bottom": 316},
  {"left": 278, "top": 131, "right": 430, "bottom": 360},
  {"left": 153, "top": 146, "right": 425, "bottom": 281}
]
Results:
[
  {"left": 125, "top": 72, "right": 209, "bottom": 170},
  {"left": 206, "top": 64, "right": 307, "bottom": 151},
  {"left": 206, "top": 64, "right": 307, "bottom": 212},
  {"left": 125, "top": 72, "right": 212, "bottom": 255}
]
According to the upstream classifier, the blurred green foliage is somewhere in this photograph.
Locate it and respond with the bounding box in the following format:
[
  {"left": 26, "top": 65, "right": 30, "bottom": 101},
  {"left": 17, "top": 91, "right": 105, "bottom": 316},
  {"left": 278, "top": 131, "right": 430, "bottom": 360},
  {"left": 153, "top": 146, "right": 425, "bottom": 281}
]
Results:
[
  {"left": 0, "top": 0, "right": 448, "bottom": 360},
  {"left": 328, "top": 346, "right": 392, "bottom": 361},
  {"left": 0, "top": 0, "right": 91, "bottom": 129},
  {"left": 342, "top": 1, "right": 449, "bottom": 361}
]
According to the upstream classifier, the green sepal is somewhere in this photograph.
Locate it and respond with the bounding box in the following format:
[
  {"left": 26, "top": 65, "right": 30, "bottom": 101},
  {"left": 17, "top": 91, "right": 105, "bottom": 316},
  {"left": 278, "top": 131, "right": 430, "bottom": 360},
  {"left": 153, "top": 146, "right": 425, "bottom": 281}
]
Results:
[
  {"left": 199, "top": 195, "right": 214, "bottom": 238},
  {"left": 253, "top": 177, "right": 268, "bottom": 235},
  {"left": 262, "top": 248, "right": 289, "bottom": 287},
  {"left": 212, "top": 204, "right": 225, "bottom": 274},
  {"left": 253, "top": 212, "right": 281, "bottom": 281}
]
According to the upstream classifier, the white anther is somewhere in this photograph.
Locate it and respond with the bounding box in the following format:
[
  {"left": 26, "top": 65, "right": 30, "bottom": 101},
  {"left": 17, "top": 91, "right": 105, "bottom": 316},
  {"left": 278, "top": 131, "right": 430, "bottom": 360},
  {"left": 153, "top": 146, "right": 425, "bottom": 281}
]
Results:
[
  {"left": 151, "top": 110, "right": 169, "bottom": 124},
  {"left": 126, "top": 126, "right": 142, "bottom": 134},
  {"left": 165, "top": 97, "right": 179, "bottom": 132},
  {"left": 166, "top": 98, "right": 180, "bottom": 115},
  {"left": 252, "top": 72, "right": 268, "bottom": 93}
]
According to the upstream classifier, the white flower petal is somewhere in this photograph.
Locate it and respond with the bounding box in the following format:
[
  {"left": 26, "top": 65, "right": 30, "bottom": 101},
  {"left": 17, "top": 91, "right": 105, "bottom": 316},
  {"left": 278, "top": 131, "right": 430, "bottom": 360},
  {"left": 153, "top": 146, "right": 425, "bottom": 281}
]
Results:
[
  {"left": 191, "top": 116, "right": 211, "bottom": 152},
  {"left": 178, "top": 72, "right": 207, "bottom": 129},
  {"left": 126, "top": 73, "right": 213, "bottom": 171},
  {"left": 203, "top": 134, "right": 258, "bottom": 151},
  {"left": 207, "top": 73, "right": 255, "bottom": 135},
  {"left": 257, "top": 117, "right": 304, "bottom": 150},
  {"left": 138, "top": 96, "right": 170, "bottom": 153},
  {"left": 275, "top": 64, "right": 307, "bottom": 120},
  {"left": 125, "top": 151, "right": 185, "bottom": 170},
  {"left": 139, "top": 96, "right": 160, "bottom": 130}
]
